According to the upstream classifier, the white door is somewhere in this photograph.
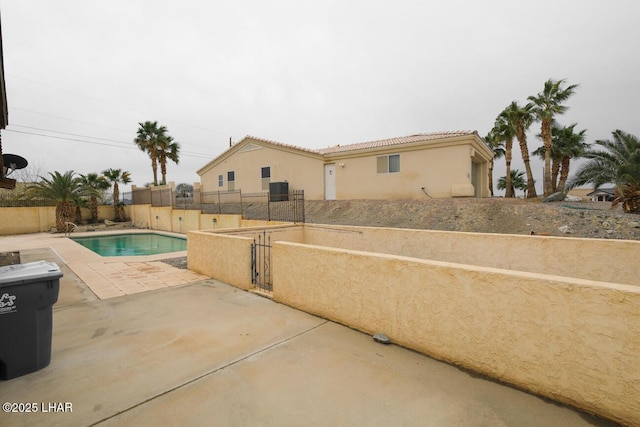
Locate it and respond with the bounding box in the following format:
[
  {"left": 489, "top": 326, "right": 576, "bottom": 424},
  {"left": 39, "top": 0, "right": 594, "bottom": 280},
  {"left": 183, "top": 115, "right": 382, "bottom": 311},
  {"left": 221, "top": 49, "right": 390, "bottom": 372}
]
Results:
[{"left": 324, "top": 164, "right": 336, "bottom": 200}]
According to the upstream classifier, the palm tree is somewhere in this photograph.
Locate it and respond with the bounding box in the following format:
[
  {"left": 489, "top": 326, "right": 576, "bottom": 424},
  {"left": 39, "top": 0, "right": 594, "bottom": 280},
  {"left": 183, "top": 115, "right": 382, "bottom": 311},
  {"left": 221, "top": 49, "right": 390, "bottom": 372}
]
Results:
[
  {"left": 498, "top": 169, "right": 527, "bottom": 198},
  {"left": 134, "top": 121, "right": 168, "bottom": 186},
  {"left": 502, "top": 101, "right": 537, "bottom": 198},
  {"left": 568, "top": 130, "right": 640, "bottom": 212},
  {"left": 102, "top": 168, "right": 131, "bottom": 221},
  {"left": 528, "top": 79, "right": 578, "bottom": 196},
  {"left": 483, "top": 131, "right": 505, "bottom": 197},
  {"left": 533, "top": 122, "right": 587, "bottom": 192},
  {"left": 533, "top": 133, "right": 562, "bottom": 193},
  {"left": 79, "top": 173, "right": 110, "bottom": 223},
  {"left": 492, "top": 112, "right": 516, "bottom": 198},
  {"left": 553, "top": 124, "right": 588, "bottom": 193},
  {"left": 157, "top": 135, "right": 180, "bottom": 185},
  {"left": 25, "top": 171, "right": 86, "bottom": 232}
]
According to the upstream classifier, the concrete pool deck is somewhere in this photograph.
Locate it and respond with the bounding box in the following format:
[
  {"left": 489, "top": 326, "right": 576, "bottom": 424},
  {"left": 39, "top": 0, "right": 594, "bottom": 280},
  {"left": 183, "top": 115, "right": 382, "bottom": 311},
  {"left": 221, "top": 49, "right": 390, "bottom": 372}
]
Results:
[
  {"left": 0, "top": 230, "right": 206, "bottom": 299},
  {"left": 0, "top": 231, "right": 619, "bottom": 426}
]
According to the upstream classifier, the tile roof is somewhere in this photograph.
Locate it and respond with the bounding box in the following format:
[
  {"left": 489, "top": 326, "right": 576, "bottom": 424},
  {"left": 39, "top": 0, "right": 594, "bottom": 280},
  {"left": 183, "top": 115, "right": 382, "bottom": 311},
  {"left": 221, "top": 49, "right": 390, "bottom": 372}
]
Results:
[
  {"left": 317, "top": 131, "right": 478, "bottom": 155},
  {"left": 244, "top": 135, "right": 322, "bottom": 156}
]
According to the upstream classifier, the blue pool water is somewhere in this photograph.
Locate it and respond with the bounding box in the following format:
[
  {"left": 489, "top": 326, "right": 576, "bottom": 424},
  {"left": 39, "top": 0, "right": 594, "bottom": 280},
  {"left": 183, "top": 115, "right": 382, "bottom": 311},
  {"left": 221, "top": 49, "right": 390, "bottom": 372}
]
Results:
[{"left": 71, "top": 233, "right": 187, "bottom": 256}]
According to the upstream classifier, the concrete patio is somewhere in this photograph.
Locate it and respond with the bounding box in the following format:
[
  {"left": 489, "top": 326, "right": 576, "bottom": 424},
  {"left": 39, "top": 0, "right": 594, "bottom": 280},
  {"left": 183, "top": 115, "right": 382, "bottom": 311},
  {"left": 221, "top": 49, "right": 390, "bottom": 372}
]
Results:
[{"left": 0, "top": 232, "right": 618, "bottom": 426}]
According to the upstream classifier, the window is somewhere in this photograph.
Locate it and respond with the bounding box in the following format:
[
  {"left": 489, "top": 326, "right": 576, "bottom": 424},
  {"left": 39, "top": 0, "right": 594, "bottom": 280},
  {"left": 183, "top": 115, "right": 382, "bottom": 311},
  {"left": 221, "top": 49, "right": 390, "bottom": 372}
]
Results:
[
  {"left": 227, "top": 171, "right": 235, "bottom": 191},
  {"left": 261, "top": 167, "right": 271, "bottom": 191},
  {"left": 218, "top": 175, "right": 223, "bottom": 187},
  {"left": 377, "top": 154, "right": 400, "bottom": 174}
]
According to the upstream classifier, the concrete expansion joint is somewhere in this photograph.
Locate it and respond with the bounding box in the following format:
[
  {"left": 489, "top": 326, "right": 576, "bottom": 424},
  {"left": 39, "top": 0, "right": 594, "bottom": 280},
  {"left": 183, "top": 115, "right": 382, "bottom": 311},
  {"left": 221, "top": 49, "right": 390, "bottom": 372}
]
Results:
[{"left": 88, "top": 319, "right": 330, "bottom": 426}]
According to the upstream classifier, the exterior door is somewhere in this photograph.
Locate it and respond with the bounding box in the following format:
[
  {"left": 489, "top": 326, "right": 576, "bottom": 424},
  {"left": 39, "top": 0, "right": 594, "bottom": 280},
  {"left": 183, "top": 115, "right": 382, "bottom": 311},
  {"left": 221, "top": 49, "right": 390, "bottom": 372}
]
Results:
[{"left": 324, "top": 164, "right": 336, "bottom": 200}]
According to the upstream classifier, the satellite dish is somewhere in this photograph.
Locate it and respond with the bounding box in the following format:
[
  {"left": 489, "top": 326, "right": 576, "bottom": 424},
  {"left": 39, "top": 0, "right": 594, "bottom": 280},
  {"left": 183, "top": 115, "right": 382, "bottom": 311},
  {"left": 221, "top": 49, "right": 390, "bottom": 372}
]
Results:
[{"left": 2, "top": 154, "right": 28, "bottom": 176}]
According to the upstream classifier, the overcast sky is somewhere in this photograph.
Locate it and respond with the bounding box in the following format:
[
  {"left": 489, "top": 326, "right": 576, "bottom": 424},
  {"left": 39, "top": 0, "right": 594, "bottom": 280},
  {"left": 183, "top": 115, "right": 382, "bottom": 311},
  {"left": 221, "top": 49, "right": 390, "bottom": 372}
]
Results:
[{"left": 2, "top": 0, "right": 639, "bottom": 196}]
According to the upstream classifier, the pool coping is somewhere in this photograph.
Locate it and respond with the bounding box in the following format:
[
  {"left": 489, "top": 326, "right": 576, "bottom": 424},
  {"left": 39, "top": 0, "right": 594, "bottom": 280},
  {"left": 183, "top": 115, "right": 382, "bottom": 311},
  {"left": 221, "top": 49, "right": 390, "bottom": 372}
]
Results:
[
  {"left": 69, "top": 229, "right": 188, "bottom": 258},
  {"left": 0, "top": 230, "right": 207, "bottom": 300}
]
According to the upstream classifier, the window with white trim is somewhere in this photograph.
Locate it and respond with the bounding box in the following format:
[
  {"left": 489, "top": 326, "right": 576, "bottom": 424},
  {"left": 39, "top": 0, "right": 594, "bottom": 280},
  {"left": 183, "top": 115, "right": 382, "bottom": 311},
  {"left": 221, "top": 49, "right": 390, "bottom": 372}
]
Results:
[
  {"left": 218, "top": 174, "right": 223, "bottom": 187},
  {"left": 227, "top": 171, "right": 235, "bottom": 191},
  {"left": 261, "top": 167, "right": 271, "bottom": 191},
  {"left": 377, "top": 154, "right": 400, "bottom": 173}
]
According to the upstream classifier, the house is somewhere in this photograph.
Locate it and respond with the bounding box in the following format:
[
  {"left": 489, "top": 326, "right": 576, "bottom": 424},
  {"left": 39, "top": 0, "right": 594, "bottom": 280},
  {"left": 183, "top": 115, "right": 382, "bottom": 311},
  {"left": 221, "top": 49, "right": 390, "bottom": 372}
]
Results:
[
  {"left": 587, "top": 187, "right": 617, "bottom": 202},
  {"left": 197, "top": 131, "right": 493, "bottom": 200}
]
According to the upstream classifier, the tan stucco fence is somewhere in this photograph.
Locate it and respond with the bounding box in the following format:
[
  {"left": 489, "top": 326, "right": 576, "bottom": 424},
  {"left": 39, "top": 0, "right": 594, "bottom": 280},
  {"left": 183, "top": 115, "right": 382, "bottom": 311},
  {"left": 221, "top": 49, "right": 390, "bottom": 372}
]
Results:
[
  {"left": 188, "top": 224, "right": 640, "bottom": 426},
  {"left": 0, "top": 205, "right": 281, "bottom": 236},
  {"left": 0, "top": 206, "right": 117, "bottom": 235}
]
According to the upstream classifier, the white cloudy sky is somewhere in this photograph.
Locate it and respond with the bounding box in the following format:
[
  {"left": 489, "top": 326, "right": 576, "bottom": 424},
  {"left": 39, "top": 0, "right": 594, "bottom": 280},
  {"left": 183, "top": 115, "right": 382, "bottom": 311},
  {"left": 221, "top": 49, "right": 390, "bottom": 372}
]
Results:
[{"left": 1, "top": 0, "right": 639, "bottom": 196}]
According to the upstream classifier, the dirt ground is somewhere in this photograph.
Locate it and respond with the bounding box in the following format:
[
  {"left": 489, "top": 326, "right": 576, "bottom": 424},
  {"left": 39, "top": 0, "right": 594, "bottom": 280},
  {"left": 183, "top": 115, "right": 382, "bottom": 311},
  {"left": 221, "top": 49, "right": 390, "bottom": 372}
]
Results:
[{"left": 304, "top": 198, "right": 640, "bottom": 241}]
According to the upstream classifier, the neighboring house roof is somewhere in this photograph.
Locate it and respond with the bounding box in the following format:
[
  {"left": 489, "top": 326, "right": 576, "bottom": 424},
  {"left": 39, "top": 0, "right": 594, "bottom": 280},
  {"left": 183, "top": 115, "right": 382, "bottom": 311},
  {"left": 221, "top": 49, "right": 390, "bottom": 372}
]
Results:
[
  {"left": 586, "top": 187, "right": 616, "bottom": 196},
  {"left": 198, "top": 131, "right": 487, "bottom": 176}
]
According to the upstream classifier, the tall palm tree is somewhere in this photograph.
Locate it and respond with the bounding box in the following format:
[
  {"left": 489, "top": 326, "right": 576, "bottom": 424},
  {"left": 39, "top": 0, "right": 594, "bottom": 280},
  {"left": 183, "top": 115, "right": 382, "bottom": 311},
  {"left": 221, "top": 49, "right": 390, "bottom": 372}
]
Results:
[
  {"left": 498, "top": 169, "right": 527, "bottom": 198},
  {"left": 492, "top": 112, "right": 516, "bottom": 198},
  {"left": 134, "top": 121, "right": 168, "bottom": 186},
  {"left": 25, "top": 171, "right": 86, "bottom": 232},
  {"left": 568, "top": 130, "right": 640, "bottom": 212},
  {"left": 79, "top": 173, "right": 110, "bottom": 223},
  {"left": 483, "top": 131, "right": 505, "bottom": 197},
  {"left": 102, "top": 168, "right": 131, "bottom": 221},
  {"left": 554, "top": 124, "right": 588, "bottom": 192},
  {"left": 502, "top": 101, "right": 537, "bottom": 198},
  {"left": 157, "top": 135, "right": 180, "bottom": 185},
  {"left": 528, "top": 79, "right": 578, "bottom": 196},
  {"left": 534, "top": 123, "right": 588, "bottom": 192},
  {"left": 533, "top": 133, "right": 562, "bottom": 193}
]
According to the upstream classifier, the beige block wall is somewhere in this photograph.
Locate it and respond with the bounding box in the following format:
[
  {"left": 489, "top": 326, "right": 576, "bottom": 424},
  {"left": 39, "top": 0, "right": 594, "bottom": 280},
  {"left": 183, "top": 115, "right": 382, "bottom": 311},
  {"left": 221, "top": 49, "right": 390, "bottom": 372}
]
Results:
[
  {"left": 302, "top": 224, "right": 640, "bottom": 287},
  {"left": 0, "top": 206, "right": 118, "bottom": 235},
  {"left": 187, "top": 230, "right": 255, "bottom": 290},
  {"left": 187, "top": 225, "right": 303, "bottom": 289},
  {"left": 171, "top": 209, "right": 200, "bottom": 234},
  {"left": 200, "top": 214, "right": 241, "bottom": 230},
  {"left": 272, "top": 241, "right": 640, "bottom": 426}
]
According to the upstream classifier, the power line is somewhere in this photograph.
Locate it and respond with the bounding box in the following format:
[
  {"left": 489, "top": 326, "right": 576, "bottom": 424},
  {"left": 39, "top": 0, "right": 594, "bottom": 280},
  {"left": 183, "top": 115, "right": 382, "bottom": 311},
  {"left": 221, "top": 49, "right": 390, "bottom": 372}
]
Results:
[
  {"left": 9, "top": 124, "right": 216, "bottom": 157},
  {"left": 11, "top": 106, "right": 132, "bottom": 134},
  {"left": 8, "top": 73, "right": 229, "bottom": 137},
  {"left": 11, "top": 106, "right": 226, "bottom": 152},
  {"left": 4, "top": 128, "right": 215, "bottom": 159}
]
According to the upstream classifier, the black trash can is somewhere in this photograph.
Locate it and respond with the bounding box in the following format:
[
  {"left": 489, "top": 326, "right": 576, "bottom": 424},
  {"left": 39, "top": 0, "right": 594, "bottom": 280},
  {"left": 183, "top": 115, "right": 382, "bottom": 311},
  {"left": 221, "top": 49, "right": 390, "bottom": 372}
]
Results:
[{"left": 0, "top": 261, "right": 62, "bottom": 380}]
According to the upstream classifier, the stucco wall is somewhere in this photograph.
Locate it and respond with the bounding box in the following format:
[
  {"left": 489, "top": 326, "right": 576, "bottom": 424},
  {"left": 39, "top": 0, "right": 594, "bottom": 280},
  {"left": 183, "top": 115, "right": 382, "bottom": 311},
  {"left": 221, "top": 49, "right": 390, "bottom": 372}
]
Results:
[
  {"left": 187, "top": 231, "right": 254, "bottom": 290},
  {"left": 329, "top": 144, "right": 479, "bottom": 199},
  {"left": 302, "top": 224, "right": 640, "bottom": 287},
  {"left": 272, "top": 241, "right": 640, "bottom": 426},
  {"left": 0, "top": 206, "right": 118, "bottom": 235},
  {"left": 187, "top": 226, "right": 303, "bottom": 290}
]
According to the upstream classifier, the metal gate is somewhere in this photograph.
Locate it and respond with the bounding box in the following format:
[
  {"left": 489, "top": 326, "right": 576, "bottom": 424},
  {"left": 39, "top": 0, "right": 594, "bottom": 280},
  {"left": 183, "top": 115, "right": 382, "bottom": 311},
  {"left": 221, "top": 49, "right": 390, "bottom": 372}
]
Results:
[{"left": 251, "top": 231, "right": 272, "bottom": 292}]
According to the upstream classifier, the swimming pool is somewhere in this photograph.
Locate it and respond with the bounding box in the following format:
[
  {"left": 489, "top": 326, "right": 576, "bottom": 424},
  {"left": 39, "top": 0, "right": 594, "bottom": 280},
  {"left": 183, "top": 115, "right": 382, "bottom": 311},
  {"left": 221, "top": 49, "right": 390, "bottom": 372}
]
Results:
[{"left": 71, "top": 233, "right": 187, "bottom": 256}]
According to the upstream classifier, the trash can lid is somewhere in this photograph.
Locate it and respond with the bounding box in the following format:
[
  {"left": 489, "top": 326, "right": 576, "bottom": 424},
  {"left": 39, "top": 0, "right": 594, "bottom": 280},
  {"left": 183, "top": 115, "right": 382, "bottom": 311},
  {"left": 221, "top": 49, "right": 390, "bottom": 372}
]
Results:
[{"left": 0, "top": 261, "right": 63, "bottom": 284}]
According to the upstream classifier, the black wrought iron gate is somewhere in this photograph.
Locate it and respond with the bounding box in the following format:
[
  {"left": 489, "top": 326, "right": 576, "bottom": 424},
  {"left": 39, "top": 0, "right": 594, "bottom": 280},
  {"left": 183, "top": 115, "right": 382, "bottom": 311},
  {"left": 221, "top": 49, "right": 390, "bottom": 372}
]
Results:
[{"left": 251, "top": 231, "right": 272, "bottom": 292}]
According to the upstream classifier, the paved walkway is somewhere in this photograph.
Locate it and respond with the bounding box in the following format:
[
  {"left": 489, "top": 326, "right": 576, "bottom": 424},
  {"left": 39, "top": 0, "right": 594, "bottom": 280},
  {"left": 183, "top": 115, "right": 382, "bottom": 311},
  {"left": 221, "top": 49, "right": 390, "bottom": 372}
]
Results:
[{"left": 0, "top": 231, "right": 619, "bottom": 426}]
